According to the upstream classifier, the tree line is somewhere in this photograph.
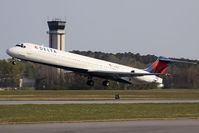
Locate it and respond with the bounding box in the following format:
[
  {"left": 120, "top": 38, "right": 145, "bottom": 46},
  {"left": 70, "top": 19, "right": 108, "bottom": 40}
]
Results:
[{"left": 0, "top": 51, "right": 198, "bottom": 89}]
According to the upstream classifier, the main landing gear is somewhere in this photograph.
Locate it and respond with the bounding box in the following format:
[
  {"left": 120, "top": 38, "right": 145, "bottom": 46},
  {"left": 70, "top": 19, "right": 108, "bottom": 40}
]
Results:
[
  {"left": 86, "top": 77, "right": 110, "bottom": 87},
  {"left": 87, "top": 76, "right": 94, "bottom": 86},
  {"left": 102, "top": 80, "right": 110, "bottom": 87},
  {"left": 87, "top": 80, "right": 94, "bottom": 86}
]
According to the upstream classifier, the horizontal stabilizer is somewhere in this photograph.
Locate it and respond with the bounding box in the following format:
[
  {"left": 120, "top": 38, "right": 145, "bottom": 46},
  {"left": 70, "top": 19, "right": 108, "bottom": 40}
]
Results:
[{"left": 159, "top": 58, "right": 197, "bottom": 65}]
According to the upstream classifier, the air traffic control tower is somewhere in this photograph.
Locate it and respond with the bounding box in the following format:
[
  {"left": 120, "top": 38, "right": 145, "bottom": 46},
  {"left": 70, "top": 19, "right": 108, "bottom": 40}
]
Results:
[
  {"left": 47, "top": 20, "right": 66, "bottom": 82},
  {"left": 47, "top": 20, "right": 66, "bottom": 51}
]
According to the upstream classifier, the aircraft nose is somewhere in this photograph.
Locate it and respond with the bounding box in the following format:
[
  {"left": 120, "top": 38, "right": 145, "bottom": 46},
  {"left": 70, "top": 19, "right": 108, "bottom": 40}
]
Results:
[
  {"left": 6, "top": 48, "right": 11, "bottom": 55},
  {"left": 6, "top": 47, "right": 16, "bottom": 57}
]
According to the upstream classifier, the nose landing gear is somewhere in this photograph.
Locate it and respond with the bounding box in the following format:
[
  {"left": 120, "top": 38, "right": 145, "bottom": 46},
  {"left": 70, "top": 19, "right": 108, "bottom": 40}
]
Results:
[{"left": 10, "top": 58, "right": 16, "bottom": 65}]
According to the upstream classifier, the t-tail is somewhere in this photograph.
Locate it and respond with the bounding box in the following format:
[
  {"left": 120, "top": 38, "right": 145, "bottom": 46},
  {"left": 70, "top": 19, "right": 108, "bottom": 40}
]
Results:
[{"left": 145, "top": 56, "right": 196, "bottom": 77}]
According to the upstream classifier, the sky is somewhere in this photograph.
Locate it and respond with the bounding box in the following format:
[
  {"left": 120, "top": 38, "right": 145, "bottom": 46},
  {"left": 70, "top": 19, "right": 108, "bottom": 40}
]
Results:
[{"left": 0, "top": 0, "right": 199, "bottom": 60}]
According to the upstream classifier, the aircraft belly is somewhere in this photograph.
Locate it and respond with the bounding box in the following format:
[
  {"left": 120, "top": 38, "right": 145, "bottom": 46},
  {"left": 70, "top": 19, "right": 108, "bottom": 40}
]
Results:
[{"left": 121, "top": 75, "right": 160, "bottom": 85}]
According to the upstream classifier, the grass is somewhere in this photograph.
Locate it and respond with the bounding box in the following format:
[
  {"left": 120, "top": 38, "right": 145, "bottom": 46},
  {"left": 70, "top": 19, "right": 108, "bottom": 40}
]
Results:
[
  {"left": 0, "top": 89, "right": 199, "bottom": 100},
  {"left": 0, "top": 103, "right": 199, "bottom": 123}
]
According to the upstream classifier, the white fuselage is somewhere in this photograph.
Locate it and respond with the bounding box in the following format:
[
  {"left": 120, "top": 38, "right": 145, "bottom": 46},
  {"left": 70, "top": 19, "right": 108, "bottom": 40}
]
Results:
[{"left": 7, "top": 43, "right": 163, "bottom": 87}]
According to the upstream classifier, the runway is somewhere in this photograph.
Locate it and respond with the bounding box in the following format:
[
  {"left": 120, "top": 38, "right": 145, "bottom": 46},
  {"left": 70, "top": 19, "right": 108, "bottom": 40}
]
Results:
[
  {"left": 0, "top": 99, "right": 199, "bottom": 105},
  {"left": 1, "top": 119, "right": 199, "bottom": 133}
]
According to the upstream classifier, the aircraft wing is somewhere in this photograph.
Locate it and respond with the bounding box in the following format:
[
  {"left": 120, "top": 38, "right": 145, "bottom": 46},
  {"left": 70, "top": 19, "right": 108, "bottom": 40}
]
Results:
[{"left": 87, "top": 70, "right": 163, "bottom": 78}]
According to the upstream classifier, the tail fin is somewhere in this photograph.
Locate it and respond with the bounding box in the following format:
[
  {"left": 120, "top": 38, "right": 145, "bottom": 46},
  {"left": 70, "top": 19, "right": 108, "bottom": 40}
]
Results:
[
  {"left": 145, "top": 56, "right": 196, "bottom": 77},
  {"left": 145, "top": 56, "right": 173, "bottom": 77}
]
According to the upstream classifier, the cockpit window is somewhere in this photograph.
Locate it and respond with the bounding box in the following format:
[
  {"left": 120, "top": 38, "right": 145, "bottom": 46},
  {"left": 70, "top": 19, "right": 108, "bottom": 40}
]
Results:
[
  {"left": 16, "top": 44, "right": 26, "bottom": 48},
  {"left": 16, "top": 44, "right": 21, "bottom": 47}
]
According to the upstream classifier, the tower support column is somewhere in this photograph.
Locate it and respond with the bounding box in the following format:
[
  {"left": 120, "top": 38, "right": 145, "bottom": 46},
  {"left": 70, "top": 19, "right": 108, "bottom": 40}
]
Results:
[{"left": 47, "top": 20, "right": 66, "bottom": 84}]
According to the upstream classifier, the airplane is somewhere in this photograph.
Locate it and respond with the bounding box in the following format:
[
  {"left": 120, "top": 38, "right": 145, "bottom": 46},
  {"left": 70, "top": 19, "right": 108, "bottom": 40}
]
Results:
[{"left": 6, "top": 43, "right": 195, "bottom": 88}]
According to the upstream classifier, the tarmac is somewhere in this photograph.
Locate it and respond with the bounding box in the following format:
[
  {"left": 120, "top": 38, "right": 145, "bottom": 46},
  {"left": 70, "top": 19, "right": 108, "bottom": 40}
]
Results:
[
  {"left": 1, "top": 100, "right": 199, "bottom": 133},
  {"left": 1, "top": 119, "right": 199, "bottom": 133},
  {"left": 0, "top": 99, "right": 199, "bottom": 105}
]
